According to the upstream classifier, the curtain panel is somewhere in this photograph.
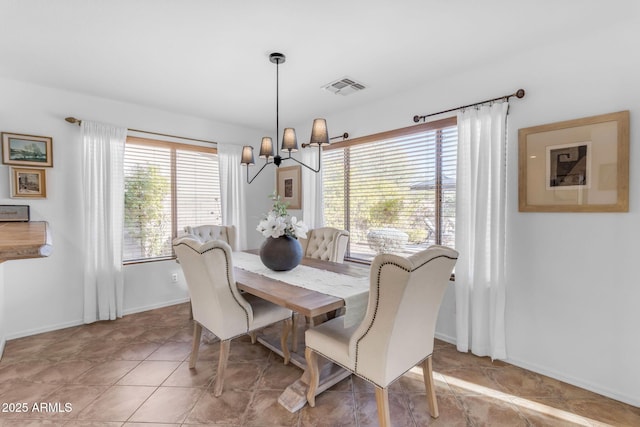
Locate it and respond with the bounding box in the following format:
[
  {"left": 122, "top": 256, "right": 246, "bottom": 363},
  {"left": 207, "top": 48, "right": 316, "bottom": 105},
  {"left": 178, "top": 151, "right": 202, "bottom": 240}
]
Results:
[
  {"left": 218, "top": 143, "right": 248, "bottom": 250},
  {"left": 455, "top": 102, "right": 509, "bottom": 360},
  {"left": 81, "top": 120, "right": 127, "bottom": 323},
  {"left": 301, "top": 148, "right": 324, "bottom": 229}
]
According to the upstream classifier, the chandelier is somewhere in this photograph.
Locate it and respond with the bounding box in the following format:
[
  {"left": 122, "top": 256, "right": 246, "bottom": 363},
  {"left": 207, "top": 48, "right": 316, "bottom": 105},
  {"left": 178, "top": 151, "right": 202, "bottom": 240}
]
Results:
[{"left": 241, "top": 52, "right": 333, "bottom": 184}]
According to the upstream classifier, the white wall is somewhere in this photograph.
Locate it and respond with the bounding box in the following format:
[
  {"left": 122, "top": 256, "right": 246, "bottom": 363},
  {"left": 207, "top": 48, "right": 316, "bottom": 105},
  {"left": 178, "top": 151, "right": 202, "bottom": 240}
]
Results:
[
  {"left": 0, "top": 78, "right": 274, "bottom": 338},
  {"left": 310, "top": 23, "right": 640, "bottom": 405}
]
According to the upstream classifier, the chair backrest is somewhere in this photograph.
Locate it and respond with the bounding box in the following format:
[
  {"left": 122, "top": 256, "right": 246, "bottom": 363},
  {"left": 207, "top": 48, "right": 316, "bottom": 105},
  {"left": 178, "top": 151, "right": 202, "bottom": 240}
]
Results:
[
  {"left": 348, "top": 245, "right": 458, "bottom": 387},
  {"left": 183, "top": 224, "right": 237, "bottom": 251},
  {"left": 299, "top": 227, "right": 349, "bottom": 263},
  {"left": 172, "top": 237, "right": 252, "bottom": 340}
]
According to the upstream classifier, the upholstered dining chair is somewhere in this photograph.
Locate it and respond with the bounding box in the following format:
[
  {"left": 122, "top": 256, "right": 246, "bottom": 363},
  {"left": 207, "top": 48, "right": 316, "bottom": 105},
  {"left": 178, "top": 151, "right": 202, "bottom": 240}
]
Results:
[
  {"left": 173, "top": 237, "right": 292, "bottom": 397},
  {"left": 304, "top": 245, "right": 458, "bottom": 426},
  {"left": 299, "top": 227, "right": 349, "bottom": 263},
  {"left": 184, "top": 224, "right": 237, "bottom": 250}
]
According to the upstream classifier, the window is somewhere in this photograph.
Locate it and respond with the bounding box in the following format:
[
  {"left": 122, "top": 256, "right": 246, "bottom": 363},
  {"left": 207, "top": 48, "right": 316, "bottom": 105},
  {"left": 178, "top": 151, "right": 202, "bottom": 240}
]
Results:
[
  {"left": 123, "top": 136, "right": 221, "bottom": 262},
  {"left": 322, "top": 117, "right": 457, "bottom": 262}
]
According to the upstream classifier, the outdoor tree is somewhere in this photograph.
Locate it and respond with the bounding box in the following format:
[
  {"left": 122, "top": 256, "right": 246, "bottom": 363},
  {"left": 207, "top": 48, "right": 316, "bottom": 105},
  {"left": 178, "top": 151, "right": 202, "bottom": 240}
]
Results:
[{"left": 124, "top": 165, "right": 169, "bottom": 258}]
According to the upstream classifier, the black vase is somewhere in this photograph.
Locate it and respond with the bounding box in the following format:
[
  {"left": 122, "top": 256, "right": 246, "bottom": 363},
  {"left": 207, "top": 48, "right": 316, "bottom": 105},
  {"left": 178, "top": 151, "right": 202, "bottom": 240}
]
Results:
[{"left": 259, "top": 235, "right": 303, "bottom": 271}]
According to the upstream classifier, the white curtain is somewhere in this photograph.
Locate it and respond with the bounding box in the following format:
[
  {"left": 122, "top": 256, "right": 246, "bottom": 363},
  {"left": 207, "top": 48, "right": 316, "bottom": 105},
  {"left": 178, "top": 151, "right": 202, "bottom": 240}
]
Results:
[
  {"left": 81, "top": 120, "right": 127, "bottom": 323},
  {"left": 455, "top": 101, "right": 509, "bottom": 360},
  {"left": 301, "top": 147, "right": 324, "bottom": 229},
  {"left": 218, "top": 143, "right": 248, "bottom": 250}
]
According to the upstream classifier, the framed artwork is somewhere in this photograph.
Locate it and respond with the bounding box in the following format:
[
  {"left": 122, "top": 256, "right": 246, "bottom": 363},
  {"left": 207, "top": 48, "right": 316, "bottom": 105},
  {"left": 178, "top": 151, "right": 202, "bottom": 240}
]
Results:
[
  {"left": 518, "top": 110, "right": 629, "bottom": 212},
  {"left": 277, "top": 165, "right": 301, "bottom": 209},
  {"left": 11, "top": 167, "right": 47, "bottom": 198},
  {"left": 0, "top": 205, "right": 30, "bottom": 222},
  {"left": 2, "top": 132, "right": 53, "bottom": 167}
]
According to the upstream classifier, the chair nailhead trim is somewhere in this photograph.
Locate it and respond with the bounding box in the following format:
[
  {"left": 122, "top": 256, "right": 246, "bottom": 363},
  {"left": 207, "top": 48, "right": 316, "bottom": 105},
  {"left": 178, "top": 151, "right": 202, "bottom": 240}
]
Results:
[
  {"left": 174, "top": 242, "right": 250, "bottom": 331},
  {"left": 354, "top": 254, "right": 458, "bottom": 374}
]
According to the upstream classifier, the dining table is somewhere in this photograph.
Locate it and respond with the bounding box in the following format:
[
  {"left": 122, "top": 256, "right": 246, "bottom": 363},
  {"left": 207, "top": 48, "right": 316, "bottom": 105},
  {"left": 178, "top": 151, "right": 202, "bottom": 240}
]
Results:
[{"left": 233, "top": 250, "right": 370, "bottom": 412}]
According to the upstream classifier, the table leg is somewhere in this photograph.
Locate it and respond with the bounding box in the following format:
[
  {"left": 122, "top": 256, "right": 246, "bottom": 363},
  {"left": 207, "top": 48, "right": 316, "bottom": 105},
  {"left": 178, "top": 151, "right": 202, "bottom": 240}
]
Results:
[{"left": 277, "top": 353, "right": 352, "bottom": 413}]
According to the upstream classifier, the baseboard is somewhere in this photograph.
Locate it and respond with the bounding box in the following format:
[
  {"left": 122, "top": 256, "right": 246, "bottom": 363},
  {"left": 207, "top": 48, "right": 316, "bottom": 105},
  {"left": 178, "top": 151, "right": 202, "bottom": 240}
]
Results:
[
  {"left": 7, "top": 298, "right": 190, "bottom": 341},
  {"left": 123, "top": 297, "right": 190, "bottom": 316},
  {"left": 7, "top": 319, "right": 84, "bottom": 340},
  {"left": 433, "top": 333, "right": 638, "bottom": 408},
  {"left": 434, "top": 331, "right": 457, "bottom": 345},
  {"left": 506, "top": 356, "right": 639, "bottom": 408}
]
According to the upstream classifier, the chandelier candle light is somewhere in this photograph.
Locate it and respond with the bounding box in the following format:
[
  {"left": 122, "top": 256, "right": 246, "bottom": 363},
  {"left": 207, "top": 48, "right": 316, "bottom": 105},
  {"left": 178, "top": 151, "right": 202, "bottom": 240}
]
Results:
[{"left": 241, "top": 52, "right": 331, "bottom": 184}]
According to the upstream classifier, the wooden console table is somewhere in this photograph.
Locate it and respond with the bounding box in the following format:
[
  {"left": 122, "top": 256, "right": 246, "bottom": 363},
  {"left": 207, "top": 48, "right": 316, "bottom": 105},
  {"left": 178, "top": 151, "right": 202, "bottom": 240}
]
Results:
[{"left": 0, "top": 221, "right": 52, "bottom": 263}]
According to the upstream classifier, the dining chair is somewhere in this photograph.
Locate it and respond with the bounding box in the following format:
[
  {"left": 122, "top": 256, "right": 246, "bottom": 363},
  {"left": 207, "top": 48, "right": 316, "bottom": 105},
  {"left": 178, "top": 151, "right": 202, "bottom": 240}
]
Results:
[
  {"left": 184, "top": 224, "right": 237, "bottom": 250},
  {"left": 299, "top": 227, "right": 349, "bottom": 263},
  {"left": 304, "top": 245, "right": 458, "bottom": 426},
  {"left": 173, "top": 237, "right": 292, "bottom": 397}
]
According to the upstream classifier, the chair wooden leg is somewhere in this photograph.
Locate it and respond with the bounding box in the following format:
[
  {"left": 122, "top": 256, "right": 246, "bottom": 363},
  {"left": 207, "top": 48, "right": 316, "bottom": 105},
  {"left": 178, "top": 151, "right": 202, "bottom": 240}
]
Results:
[
  {"left": 188, "top": 322, "right": 203, "bottom": 369},
  {"left": 305, "top": 347, "right": 319, "bottom": 407},
  {"left": 291, "top": 313, "right": 298, "bottom": 353},
  {"left": 422, "top": 355, "right": 439, "bottom": 418},
  {"left": 281, "top": 317, "right": 292, "bottom": 365},
  {"left": 374, "top": 386, "right": 391, "bottom": 427},
  {"left": 213, "top": 339, "right": 231, "bottom": 397},
  {"left": 249, "top": 331, "right": 257, "bottom": 344}
]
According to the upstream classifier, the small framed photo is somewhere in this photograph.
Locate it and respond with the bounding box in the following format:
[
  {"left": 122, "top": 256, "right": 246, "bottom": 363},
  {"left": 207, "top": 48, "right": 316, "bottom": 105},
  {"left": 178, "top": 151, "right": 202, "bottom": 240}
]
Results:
[
  {"left": 11, "top": 167, "right": 47, "bottom": 198},
  {"left": 2, "top": 132, "right": 53, "bottom": 167},
  {"left": 518, "top": 110, "right": 629, "bottom": 212},
  {"left": 0, "top": 205, "right": 30, "bottom": 222},
  {"left": 277, "top": 165, "right": 301, "bottom": 209}
]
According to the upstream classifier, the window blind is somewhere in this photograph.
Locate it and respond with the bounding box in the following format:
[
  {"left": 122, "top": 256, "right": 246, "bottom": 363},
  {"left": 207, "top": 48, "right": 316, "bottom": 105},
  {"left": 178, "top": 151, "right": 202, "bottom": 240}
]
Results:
[
  {"left": 123, "top": 138, "right": 220, "bottom": 262},
  {"left": 323, "top": 119, "right": 457, "bottom": 262}
]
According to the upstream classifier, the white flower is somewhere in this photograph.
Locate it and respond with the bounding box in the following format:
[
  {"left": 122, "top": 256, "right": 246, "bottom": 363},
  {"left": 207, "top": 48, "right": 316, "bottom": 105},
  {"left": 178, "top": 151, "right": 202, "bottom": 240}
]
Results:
[
  {"left": 257, "top": 194, "right": 309, "bottom": 240},
  {"left": 290, "top": 216, "right": 308, "bottom": 239}
]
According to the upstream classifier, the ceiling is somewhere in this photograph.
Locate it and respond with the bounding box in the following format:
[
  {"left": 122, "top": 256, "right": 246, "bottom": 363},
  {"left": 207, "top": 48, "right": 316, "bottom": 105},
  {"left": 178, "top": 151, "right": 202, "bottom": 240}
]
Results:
[{"left": 0, "top": 1, "right": 634, "bottom": 132}]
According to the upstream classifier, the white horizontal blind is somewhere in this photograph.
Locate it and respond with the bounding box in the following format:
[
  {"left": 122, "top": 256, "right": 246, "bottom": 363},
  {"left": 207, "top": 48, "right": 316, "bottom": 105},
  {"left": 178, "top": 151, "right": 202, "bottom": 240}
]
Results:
[
  {"left": 123, "top": 139, "right": 220, "bottom": 262},
  {"left": 176, "top": 149, "right": 221, "bottom": 233},
  {"left": 323, "top": 149, "right": 346, "bottom": 231},
  {"left": 123, "top": 143, "right": 173, "bottom": 261},
  {"left": 323, "top": 120, "right": 457, "bottom": 262}
]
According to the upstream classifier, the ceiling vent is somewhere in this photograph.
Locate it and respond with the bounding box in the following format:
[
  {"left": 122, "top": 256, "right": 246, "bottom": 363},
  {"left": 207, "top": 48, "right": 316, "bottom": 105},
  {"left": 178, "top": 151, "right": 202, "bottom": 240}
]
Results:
[{"left": 322, "top": 77, "right": 366, "bottom": 96}]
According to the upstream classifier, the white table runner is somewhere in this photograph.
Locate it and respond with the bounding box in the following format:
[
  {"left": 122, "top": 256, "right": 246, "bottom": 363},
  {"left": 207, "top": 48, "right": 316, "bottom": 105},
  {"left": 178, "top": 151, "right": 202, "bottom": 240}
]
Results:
[{"left": 233, "top": 252, "right": 369, "bottom": 327}]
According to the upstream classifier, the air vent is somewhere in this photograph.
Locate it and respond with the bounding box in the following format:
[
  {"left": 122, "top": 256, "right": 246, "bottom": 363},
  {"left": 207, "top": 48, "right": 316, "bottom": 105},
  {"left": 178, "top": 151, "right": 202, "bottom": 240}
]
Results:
[{"left": 322, "top": 77, "right": 366, "bottom": 96}]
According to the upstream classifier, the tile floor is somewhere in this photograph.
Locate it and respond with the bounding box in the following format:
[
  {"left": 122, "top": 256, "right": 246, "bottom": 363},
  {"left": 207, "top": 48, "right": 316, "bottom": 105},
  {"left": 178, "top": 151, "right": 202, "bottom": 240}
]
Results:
[{"left": 0, "top": 303, "right": 638, "bottom": 426}]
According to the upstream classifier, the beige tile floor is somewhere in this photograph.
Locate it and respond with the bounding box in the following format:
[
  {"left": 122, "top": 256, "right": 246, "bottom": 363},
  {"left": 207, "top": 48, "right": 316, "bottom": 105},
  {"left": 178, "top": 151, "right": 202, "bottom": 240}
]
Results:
[{"left": 0, "top": 303, "right": 638, "bottom": 426}]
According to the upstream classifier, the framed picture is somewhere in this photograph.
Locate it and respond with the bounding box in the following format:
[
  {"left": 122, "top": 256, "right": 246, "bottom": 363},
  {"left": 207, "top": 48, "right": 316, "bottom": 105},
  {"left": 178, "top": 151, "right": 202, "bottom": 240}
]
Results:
[
  {"left": 518, "top": 110, "right": 629, "bottom": 212},
  {"left": 10, "top": 167, "right": 47, "bottom": 198},
  {"left": 2, "top": 132, "right": 53, "bottom": 167},
  {"left": 277, "top": 165, "right": 301, "bottom": 209},
  {"left": 0, "top": 205, "right": 30, "bottom": 222}
]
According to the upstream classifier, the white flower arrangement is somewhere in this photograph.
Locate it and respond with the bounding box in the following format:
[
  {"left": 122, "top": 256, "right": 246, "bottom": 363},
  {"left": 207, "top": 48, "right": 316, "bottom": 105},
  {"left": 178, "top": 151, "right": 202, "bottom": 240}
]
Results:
[{"left": 256, "top": 194, "right": 308, "bottom": 240}]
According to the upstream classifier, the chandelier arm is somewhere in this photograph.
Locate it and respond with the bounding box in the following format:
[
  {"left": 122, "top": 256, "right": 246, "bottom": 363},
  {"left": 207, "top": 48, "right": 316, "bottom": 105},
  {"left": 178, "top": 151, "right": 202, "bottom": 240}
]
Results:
[
  {"left": 284, "top": 145, "right": 322, "bottom": 173},
  {"left": 245, "top": 160, "right": 273, "bottom": 184},
  {"left": 242, "top": 52, "right": 326, "bottom": 183}
]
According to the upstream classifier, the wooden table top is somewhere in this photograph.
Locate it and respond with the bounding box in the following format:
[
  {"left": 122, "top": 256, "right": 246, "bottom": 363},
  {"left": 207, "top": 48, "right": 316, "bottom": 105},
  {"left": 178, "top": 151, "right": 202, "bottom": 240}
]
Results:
[
  {"left": 235, "top": 251, "right": 369, "bottom": 318},
  {"left": 0, "top": 221, "right": 52, "bottom": 263}
]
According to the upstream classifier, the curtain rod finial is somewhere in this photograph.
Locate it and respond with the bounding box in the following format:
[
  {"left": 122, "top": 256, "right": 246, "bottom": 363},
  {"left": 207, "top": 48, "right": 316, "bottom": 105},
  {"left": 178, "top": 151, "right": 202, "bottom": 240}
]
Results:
[
  {"left": 65, "top": 117, "right": 81, "bottom": 125},
  {"left": 515, "top": 89, "right": 525, "bottom": 99}
]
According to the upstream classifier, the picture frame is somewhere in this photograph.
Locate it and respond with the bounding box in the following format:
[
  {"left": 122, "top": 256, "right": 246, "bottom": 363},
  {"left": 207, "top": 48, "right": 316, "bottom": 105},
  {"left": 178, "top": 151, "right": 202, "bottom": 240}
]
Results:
[
  {"left": 0, "top": 205, "right": 30, "bottom": 222},
  {"left": 277, "top": 165, "right": 302, "bottom": 209},
  {"left": 2, "top": 132, "right": 53, "bottom": 167},
  {"left": 518, "top": 110, "right": 629, "bottom": 212},
  {"left": 10, "top": 167, "right": 47, "bottom": 198}
]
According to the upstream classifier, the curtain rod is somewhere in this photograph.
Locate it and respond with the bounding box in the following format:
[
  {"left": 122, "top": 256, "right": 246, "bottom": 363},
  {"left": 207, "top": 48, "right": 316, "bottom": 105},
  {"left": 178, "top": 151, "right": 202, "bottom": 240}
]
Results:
[
  {"left": 64, "top": 117, "right": 217, "bottom": 145},
  {"left": 412, "top": 89, "right": 525, "bottom": 123}
]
